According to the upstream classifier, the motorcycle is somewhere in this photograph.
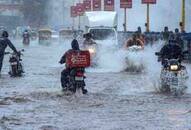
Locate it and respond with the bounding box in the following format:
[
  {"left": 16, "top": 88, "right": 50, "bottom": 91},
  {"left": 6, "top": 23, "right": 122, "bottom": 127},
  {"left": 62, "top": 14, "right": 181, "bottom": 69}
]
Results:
[
  {"left": 23, "top": 37, "right": 30, "bottom": 45},
  {"left": 155, "top": 52, "right": 189, "bottom": 96},
  {"left": 5, "top": 50, "right": 24, "bottom": 77},
  {"left": 63, "top": 68, "right": 87, "bottom": 94},
  {"left": 23, "top": 31, "right": 30, "bottom": 45},
  {"left": 126, "top": 45, "right": 143, "bottom": 52},
  {"left": 125, "top": 45, "right": 144, "bottom": 73}
]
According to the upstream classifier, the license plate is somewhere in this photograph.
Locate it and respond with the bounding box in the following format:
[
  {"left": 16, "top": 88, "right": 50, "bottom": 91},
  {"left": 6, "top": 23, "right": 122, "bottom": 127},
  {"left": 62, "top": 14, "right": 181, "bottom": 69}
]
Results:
[
  {"left": 11, "top": 62, "right": 17, "bottom": 65},
  {"left": 172, "top": 78, "right": 178, "bottom": 85},
  {"left": 75, "top": 77, "right": 83, "bottom": 81}
]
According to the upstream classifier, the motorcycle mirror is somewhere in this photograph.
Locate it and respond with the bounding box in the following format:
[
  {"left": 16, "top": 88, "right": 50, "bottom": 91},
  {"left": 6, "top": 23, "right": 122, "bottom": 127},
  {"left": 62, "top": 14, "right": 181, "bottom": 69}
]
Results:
[
  {"left": 183, "top": 50, "right": 189, "bottom": 54},
  {"left": 155, "top": 52, "right": 160, "bottom": 56}
]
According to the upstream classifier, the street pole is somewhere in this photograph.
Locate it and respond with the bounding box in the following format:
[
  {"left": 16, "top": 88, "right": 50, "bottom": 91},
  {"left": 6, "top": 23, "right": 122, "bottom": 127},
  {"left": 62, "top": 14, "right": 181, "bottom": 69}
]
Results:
[
  {"left": 72, "top": 17, "right": 75, "bottom": 30},
  {"left": 124, "top": 8, "right": 127, "bottom": 32},
  {"left": 78, "top": 15, "right": 81, "bottom": 30},
  {"left": 146, "top": 3, "right": 150, "bottom": 32},
  {"left": 72, "top": 0, "right": 75, "bottom": 30},
  {"left": 181, "top": 0, "right": 185, "bottom": 32},
  {"left": 102, "top": 0, "right": 104, "bottom": 11},
  {"left": 78, "top": 0, "right": 81, "bottom": 30}
]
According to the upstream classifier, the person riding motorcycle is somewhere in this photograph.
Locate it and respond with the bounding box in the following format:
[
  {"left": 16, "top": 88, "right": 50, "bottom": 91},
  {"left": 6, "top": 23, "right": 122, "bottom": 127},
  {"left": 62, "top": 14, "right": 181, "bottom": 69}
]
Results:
[
  {"left": 0, "top": 31, "right": 19, "bottom": 74},
  {"left": 162, "top": 26, "right": 170, "bottom": 42},
  {"left": 23, "top": 30, "right": 30, "bottom": 45},
  {"left": 83, "top": 33, "right": 96, "bottom": 47},
  {"left": 159, "top": 39, "right": 183, "bottom": 67},
  {"left": 136, "top": 27, "right": 145, "bottom": 44},
  {"left": 174, "top": 33, "right": 184, "bottom": 49},
  {"left": 59, "top": 39, "right": 88, "bottom": 94},
  {"left": 125, "top": 33, "right": 144, "bottom": 49}
]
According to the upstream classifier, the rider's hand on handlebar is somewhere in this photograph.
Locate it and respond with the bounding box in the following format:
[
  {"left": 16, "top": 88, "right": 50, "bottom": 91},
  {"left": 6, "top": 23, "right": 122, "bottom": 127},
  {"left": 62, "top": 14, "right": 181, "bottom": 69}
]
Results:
[{"left": 16, "top": 51, "right": 22, "bottom": 57}]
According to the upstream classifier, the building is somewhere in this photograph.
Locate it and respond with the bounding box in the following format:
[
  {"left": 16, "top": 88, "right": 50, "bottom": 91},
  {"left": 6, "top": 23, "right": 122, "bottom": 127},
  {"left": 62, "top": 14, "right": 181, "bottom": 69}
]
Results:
[{"left": 0, "top": 0, "right": 24, "bottom": 30}]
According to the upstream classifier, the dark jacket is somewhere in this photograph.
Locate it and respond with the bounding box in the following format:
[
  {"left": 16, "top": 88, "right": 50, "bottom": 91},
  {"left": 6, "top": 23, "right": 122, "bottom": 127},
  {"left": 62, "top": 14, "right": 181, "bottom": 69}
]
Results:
[
  {"left": 0, "top": 37, "right": 18, "bottom": 55},
  {"left": 160, "top": 43, "right": 182, "bottom": 60},
  {"left": 162, "top": 31, "right": 170, "bottom": 41}
]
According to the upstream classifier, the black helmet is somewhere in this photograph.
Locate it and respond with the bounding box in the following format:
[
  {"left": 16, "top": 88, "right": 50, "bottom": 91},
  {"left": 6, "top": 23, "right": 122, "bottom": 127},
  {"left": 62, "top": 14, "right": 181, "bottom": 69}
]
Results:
[
  {"left": 175, "top": 28, "right": 179, "bottom": 33},
  {"left": 2, "top": 31, "right": 9, "bottom": 38},
  {"left": 164, "top": 26, "right": 168, "bottom": 32},
  {"left": 84, "top": 33, "right": 92, "bottom": 39},
  {"left": 71, "top": 39, "right": 79, "bottom": 50}
]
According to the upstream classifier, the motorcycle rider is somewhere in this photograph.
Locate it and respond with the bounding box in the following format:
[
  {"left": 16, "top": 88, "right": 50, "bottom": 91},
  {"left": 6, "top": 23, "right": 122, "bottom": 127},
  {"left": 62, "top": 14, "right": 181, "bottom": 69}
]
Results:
[
  {"left": 0, "top": 31, "right": 19, "bottom": 75},
  {"left": 162, "top": 26, "right": 170, "bottom": 42},
  {"left": 125, "top": 33, "right": 144, "bottom": 49},
  {"left": 23, "top": 30, "right": 30, "bottom": 45},
  {"left": 136, "top": 27, "right": 145, "bottom": 44},
  {"left": 83, "top": 33, "right": 96, "bottom": 47},
  {"left": 174, "top": 33, "right": 184, "bottom": 49},
  {"left": 59, "top": 39, "right": 88, "bottom": 94},
  {"left": 159, "top": 39, "right": 183, "bottom": 67}
]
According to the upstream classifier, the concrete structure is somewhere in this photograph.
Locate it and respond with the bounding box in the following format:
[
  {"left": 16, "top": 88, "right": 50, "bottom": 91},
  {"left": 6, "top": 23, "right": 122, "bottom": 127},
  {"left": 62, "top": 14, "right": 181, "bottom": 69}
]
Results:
[{"left": 0, "top": 0, "right": 24, "bottom": 30}]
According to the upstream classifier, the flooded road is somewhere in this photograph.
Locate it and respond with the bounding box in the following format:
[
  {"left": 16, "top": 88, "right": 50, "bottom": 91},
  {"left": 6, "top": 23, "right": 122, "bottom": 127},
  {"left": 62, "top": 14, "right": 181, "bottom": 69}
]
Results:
[{"left": 0, "top": 39, "right": 191, "bottom": 130}]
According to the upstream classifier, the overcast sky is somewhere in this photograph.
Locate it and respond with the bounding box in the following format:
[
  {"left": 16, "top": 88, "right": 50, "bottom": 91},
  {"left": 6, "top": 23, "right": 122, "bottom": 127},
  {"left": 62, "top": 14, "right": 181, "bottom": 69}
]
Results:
[
  {"left": 49, "top": 0, "right": 191, "bottom": 32},
  {"left": 115, "top": 0, "right": 191, "bottom": 32}
]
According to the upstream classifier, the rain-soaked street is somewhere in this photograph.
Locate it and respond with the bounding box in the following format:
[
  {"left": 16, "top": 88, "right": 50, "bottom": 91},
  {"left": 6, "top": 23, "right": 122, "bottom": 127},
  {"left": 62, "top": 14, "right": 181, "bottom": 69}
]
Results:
[{"left": 0, "top": 39, "right": 191, "bottom": 130}]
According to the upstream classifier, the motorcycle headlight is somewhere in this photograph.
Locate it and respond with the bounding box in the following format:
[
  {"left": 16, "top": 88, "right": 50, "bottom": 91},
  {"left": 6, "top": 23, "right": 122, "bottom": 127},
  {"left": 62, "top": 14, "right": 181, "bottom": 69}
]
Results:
[
  {"left": 88, "top": 48, "right": 95, "bottom": 54},
  {"left": 170, "top": 65, "right": 178, "bottom": 71}
]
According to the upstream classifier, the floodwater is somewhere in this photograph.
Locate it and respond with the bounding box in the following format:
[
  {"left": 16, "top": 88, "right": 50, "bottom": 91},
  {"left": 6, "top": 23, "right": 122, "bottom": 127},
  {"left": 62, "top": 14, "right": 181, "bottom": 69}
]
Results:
[{"left": 0, "top": 39, "right": 191, "bottom": 130}]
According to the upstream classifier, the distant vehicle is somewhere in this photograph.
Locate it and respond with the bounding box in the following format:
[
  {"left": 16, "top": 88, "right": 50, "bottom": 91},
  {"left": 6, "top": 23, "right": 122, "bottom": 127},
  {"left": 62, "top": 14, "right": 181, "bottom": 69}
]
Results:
[
  {"left": 59, "top": 29, "right": 73, "bottom": 39},
  {"left": 23, "top": 31, "right": 30, "bottom": 45},
  {"left": 38, "top": 28, "right": 52, "bottom": 45},
  {"left": 16, "top": 26, "right": 31, "bottom": 38},
  {"left": 51, "top": 30, "right": 59, "bottom": 39},
  {"left": 30, "top": 30, "right": 38, "bottom": 40},
  {"left": 84, "top": 11, "right": 118, "bottom": 45}
]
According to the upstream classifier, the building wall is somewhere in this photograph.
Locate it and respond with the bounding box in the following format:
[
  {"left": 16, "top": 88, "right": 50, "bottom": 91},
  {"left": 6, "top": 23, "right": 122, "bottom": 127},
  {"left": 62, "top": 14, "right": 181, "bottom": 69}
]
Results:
[{"left": 0, "top": 0, "right": 24, "bottom": 30}]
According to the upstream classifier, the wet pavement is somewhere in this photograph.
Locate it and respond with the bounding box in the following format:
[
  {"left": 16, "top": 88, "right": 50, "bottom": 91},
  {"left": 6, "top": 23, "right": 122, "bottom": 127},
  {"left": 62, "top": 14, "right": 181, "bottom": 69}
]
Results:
[{"left": 0, "top": 39, "right": 191, "bottom": 130}]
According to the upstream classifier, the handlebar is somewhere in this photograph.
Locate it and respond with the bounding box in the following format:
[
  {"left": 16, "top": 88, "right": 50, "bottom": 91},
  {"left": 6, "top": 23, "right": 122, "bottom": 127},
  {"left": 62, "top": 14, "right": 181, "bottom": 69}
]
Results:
[
  {"left": 4, "top": 52, "right": 11, "bottom": 55},
  {"left": 4, "top": 49, "right": 24, "bottom": 55},
  {"left": 155, "top": 52, "right": 161, "bottom": 56}
]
